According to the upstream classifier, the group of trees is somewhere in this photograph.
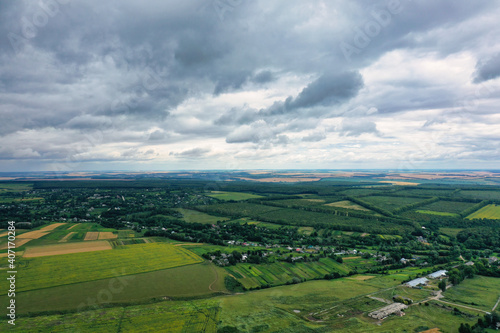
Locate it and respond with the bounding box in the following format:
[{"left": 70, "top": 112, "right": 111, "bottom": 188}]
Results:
[{"left": 458, "top": 312, "right": 500, "bottom": 332}]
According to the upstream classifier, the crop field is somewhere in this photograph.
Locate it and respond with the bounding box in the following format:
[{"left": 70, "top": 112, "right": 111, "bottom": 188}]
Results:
[
  {"left": 442, "top": 275, "right": 500, "bottom": 311},
  {"left": 4, "top": 263, "right": 227, "bottom": 314},
  {"left": 325, "top": 200, "right": 372, "bottom": 211},
  {"left": 98, "top": 231, "right": 118, "bottom": 240},
  {"left": 10, "top": 299, "right": 220, "bottom": 333},
  {"left": 466, "top": 204, "right": 500, "bottom": 219},
  {"left": 199, "top": 202, "right": 281, "bottom": 217},
  {"left": 418, "top": 200, "right": 477, "bottom": 214},
  {"left": 59, "top": 232, "right": 76, "bottom": 242},
  {"left": 269, "top": 198, "right": 327, "bottom": 208},
  {"left": 23, "top": 240, "right": 112, "bottom": 257},
  {"left": 84, "top": 231, "right": 99, "bottom": 240},
  {"left": 206, "top": 191, "right": 264, "bottom": 201},
  {"left": 0, "top": 238, "right": 32, "bottom": 249},
  {"left": 0, "top": 243, "right": 203, "bottom": 293},
  {"left": 224, "top": 258, "right": 350, "bottom": 289},
  {"left": 175, "top": 208, "right": 230, "bottom": 224},
  {"left": 67, "top": 223, "right": 80, "bottom": 230},
  {"left": 458, "top": 190, "right": 500, "bottom": 201},
  {"left": 361, "top": 195, "right": 425, "bottom": 212},
  {"left": 416, "top": 210, "right": 460, "bottom": 217}
]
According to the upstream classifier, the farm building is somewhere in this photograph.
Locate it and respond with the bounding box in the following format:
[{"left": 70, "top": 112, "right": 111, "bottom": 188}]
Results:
[
  {"left": 427, "top": 270, "right": 447, "bottom": 279},
  {"left": 405, "top": 277, "right": 429, "bottom": 287},
  {"left": 368, "top": 303, "right": 408, "bottom": 320}
]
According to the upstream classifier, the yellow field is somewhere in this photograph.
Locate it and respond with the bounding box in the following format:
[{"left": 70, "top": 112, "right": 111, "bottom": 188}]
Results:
[
  {"left": 466, "top": 204, "right": 500, "bottom": 220},
  {"left": 98, "top": 232, "right": 118, "bottom": 240},
  {"left": 17, "top": 223, "right": 67, "bottom": 240},
  {"left": 0, "top": 231, "right": 8, "bottom": 237},
  {"left": 84, "top": 231, "right": 99, "bottom": 241},
  {"left": 40, "top": 223, "right": 66, "bottom": 231},
  {"left": 0, "top": 238, "right": 32, "bottom": 250},
  {"left": 67, "top": 223, "right": 80, "bottom": 230},
  {"left": 346, "top": 275, "right": 375, "bottom": 281},
  {"left": 58, "top": 232, "right": 76, "bottom": 242},
  {"left": 23, "top": 240, "right": 112, "bottom": 258},
  {"left": 16, "top": 230, "right": 49, "bottom": 239}
]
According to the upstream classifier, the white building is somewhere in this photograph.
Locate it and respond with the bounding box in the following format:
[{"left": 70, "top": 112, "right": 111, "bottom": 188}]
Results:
[{"left": 427, "top": 270, "right": 447, "bottom": 279}]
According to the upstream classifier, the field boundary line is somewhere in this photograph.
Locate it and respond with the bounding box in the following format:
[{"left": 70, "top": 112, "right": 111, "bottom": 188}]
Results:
[{"left": 435, "top": 299, "right": 489, "bottom": 313}]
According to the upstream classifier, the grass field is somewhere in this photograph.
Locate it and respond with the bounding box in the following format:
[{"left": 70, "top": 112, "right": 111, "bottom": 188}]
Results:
[
  {"left": 206, "top": 191, "right": 264, "bottom": 201},
  {"left": 8, "top": 299, "right": 220, "bottom": 333},
  {"left": 23, "top": 240, "right": 112, "bottom": 257},
  {"left": 325, "top": 200, "right": 371, "bottom": 211},
  {"left": 440, "top": 228, "right": 464, "bottom": 237},
  {"left": 2, "top": 263, "right": 227, "bottom": 314},
  {"left": 419, "top": 200, "right": 477, "bottom": 214},
  {"left": 458, "top": 190, "right": 500, "bottom": 201},
  {"left": 175, "top": 208, "right": 230, "bottom": 224},
  {"left": 442, "top": 275, "right": 500, "bottom": 311},
  {"left": 0, "top": 243, "right": 203, "bottom": 294},
  {"left": 6, "top": 273, "right": 480, "bottom": 332},
  {"left": 361, "top": 195, "right": 425, "bottom": 212},
  {"left": 466, "top": 204, "right": 500, "bottom": 220},
  {"left": 416, "top": 210, "right": 460, "bottom": 217}
]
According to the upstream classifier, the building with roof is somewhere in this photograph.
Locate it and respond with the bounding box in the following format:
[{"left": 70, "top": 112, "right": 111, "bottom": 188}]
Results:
[
  {"left": 369, "top": 303, "right": 408, "bottom": 320},
  {"left": 405, "top": 277, "right": 429, "bottom": 287},
  {"left": 427, "top": 270, "right": 447, "bottom": 279}
]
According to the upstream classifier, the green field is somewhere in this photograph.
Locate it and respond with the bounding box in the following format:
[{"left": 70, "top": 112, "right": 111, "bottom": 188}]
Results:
[
  {"left": 458, "top": 190, "right": 500, "bottom": 201},
  {"left": 225, "top": 258, "right": 351, "bottom": 289},
  {"left": 442, "top": 275, "right": 500, "bottom": 311},
  {"left": 466, "top": 204, "right": 500, "bottom": 220},
  {"left": 361, "top": 195, "right": 425, "bottom": 212},
  {"left": 6, "top": 273, "right": 481, "bottom": 332},
  {"left": 419, "top": 200, "right": 477, "bottom": 214},
  {"left": 415, "top": 210, "right": 460, "bottom": 217},
  {"left": 8, "top": 299, "right": 220, "bottom": 333},
  {"left": 1, "top": 263, "right": 227, "bottom": 314},
  {"left": 175, "top": 208, "right": 230, "bottom": 224},
  {"left": 0, "top": 243, "right": 203, "bottom": 294},
  {"left": 206, "top": 191, "right": 264, "bottom": 201},
  {"left": 440, "top": 227, "right": 465, "bottom": 237}
]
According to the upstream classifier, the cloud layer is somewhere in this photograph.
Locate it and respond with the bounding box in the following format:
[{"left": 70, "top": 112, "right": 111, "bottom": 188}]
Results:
[{"left": 1, "top": 0, "right": 499, "bottom": 171}]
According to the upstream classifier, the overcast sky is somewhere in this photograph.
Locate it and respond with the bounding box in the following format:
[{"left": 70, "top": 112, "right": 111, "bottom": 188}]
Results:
[{"left": 1, "top": 0, "right": 500, "bottom": 172}]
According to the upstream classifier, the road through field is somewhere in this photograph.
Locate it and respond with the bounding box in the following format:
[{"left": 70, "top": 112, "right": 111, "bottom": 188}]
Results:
[{"left": 492, "top": 296, "right": 500, "bottom": 312}]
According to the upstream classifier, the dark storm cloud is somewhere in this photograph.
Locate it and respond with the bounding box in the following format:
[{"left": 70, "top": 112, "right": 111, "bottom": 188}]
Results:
[
  {"left": 260, "top": 71, "right": 364, "bottom": 117},
  {"left": 0, "top": 0, "right": 499, "bottom": 169},
  {"left": 473, "top": 54, "right": 500, "bottom": 83},
  {"left": 251, "top": 70, "right": 276, "bottom": 84}
]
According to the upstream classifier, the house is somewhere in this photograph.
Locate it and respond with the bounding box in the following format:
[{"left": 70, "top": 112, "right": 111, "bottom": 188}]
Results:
[
  {"left": 488, "top": 257, "right": 498, "bottom": 264},
  {"left": 465, "top": 261, "right": 474, "bottom": 266},
  {"left": 427, "top": 270, "right": 447, "bottom": 279},
  {"left": 405, "top": 277, "right": 429, "bottom": 288}
]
